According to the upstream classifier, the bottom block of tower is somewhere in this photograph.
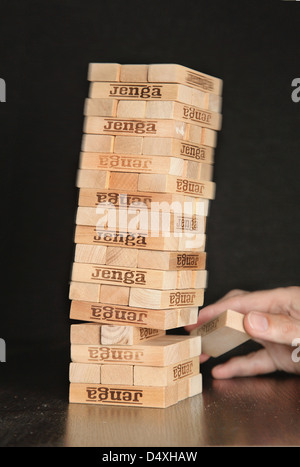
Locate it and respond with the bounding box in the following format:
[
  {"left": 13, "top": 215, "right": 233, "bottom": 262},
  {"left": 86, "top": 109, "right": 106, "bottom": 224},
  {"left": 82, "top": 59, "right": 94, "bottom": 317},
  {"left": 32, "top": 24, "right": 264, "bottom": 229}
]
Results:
[{"left": 69, "top": 374, "right": 202, "bottom": 408}]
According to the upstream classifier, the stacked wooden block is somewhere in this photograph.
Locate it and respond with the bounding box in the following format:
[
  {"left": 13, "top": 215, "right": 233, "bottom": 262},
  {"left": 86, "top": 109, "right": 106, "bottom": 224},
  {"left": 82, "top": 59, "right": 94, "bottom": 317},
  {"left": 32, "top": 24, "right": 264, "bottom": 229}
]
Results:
[{"left": 68, "top": 63, "right": 223, "bottom": 408}]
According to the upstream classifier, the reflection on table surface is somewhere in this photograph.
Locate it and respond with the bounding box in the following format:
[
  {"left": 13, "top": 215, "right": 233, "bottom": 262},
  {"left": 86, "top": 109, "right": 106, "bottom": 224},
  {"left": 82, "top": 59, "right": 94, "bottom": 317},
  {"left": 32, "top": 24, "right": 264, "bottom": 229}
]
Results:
[{"left": 64, "top": 372, "right": 300, "bottom": 447}]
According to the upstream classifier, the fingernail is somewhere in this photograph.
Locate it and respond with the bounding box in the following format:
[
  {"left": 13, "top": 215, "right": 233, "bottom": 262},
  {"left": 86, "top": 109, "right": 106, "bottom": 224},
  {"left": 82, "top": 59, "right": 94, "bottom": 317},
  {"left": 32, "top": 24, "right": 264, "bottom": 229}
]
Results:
[{"left": 248, "top": 311, "right": 269, "bottom": 332}]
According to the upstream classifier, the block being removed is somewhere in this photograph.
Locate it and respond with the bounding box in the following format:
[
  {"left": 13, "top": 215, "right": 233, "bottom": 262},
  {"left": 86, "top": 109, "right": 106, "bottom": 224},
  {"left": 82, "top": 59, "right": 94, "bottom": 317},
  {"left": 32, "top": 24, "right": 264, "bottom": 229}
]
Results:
[{"left": 190, "top": 309, "right": 250, "bottom": 357}]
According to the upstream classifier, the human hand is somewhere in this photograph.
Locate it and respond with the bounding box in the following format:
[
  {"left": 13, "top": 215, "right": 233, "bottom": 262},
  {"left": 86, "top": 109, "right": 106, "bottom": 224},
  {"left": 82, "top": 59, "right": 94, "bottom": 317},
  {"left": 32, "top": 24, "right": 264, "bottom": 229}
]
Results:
[{"left": 185, "top": 286, "right": 300, "bottom": 379}]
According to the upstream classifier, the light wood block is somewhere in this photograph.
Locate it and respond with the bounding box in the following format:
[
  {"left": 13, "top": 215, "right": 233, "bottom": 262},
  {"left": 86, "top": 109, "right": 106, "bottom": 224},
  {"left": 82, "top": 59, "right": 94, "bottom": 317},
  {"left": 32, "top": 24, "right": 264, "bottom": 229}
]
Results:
[
  {"left": 190, "top": 309, "right": 250, "bottom": 357},
  {"left": 84, "top": 116, "right": 187, "bottom": 140},
  {"left": 84, "top": 117, "right": 217, "bottom": 148},
  {"left": 145, "top": 101, "right": 222, "bottom": 131},
  {"left": 74, "top": 225, "right": 206, "bottom": 252},
  {"left": 71, "top": 262, "right": 178, "bottom": 290},
  {"left": 148, "top": 64, "right": 222, "bottom": 95},
  {"left": 81, "top": 134, "right": 114, "bottom": 153},
  {"left": 100, "top": 325, "right": 164, "bottom": 345},
  {"left": 69, "top": 362, "right": 101, "bottom": 384},
  {"left": 84, "top": 98, "right": 117, "bottom": 117},
  {"left": 142, "top": 137, "right": 214, "bottom": 164},
  {"left": 75, "top": 207, "right": 206, "bottom": 236},
  {"left": 79, "top": 152, "right": 185, "bottom": 176},
  {"left": 88, "top": 63, "right": 121, "bottom": 82},
  {"left": 70, "top": 334, "right": 201, "bottom": 367},
  {"left": 109, "top": 172, "right": 139, "bottom": 191},
  {"left": 177, "top": 373, "right": 202, "bottom": 401},
  {"left": 69, "top": 300, "right": 199, "bottom": 330},
  {"left": 76, "top": 169, "right": 109, "bottom": 189},
  {"left": 137, "top": 174, "right": 216, "bottom": 199},
  {"left": 69, "top": 281, "right": 100, "bottom": 302},
  {"left": 70, "top": 323, "right": 101, "bottom": 344},
  {"left": 88, "top": 82, "right": 222, "bottom": 112},
  {"left": 69, "top": 382, "right": 178, "bottom": 408},
  {"left": 106, "top": 246, "right": 138, "bottom": 267},
  {"left": 134, "top": 356, "right": 199, "bottom": 387},
  {"left": 114, "top": 136, "right": 143, "bottom": 154},
  {"left": 74, "top": 244, "right": 107, "bottom": 264},
  {"left": 99, "top": 284, "right": 130, "bottom": 305},
  {"left": 120, "top": 64, "right": 149, "bottom": 82},
  {"left": 116, "top": 100, "right": 146, "bottom": 118},
  {"left": 77, "top": 189, "right": 210, "bottom": 216},
  {"left": 137, "top": 251, "right": 206, "bottom": 271},
  {"left": 100, "top": 364, "right": 134, "bottom": 385},
  {"left": 129, "top": 288, "right": 204, "bottom": 309}
]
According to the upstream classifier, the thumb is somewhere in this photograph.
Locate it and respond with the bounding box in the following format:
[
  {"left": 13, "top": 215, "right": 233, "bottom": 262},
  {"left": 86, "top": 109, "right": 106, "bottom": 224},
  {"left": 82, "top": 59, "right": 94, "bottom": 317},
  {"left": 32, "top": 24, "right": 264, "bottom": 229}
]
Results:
[{"left": 244, "top": 311, "right": 300, "bottom": 346}]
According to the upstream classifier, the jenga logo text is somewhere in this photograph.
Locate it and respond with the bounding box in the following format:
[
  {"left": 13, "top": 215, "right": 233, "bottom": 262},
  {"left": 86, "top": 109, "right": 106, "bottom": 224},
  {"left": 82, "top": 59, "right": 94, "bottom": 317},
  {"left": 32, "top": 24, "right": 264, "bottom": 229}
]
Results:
[
  {"left": 109, "top": 84, "right": 162, "bottom": 99},
  {"left": 87, "top": 346, "right": 144, "bottom": 363},
  {"left": 182, "top": 106, "right": 212, "bottom": 125},
  {"left": 86, "top": 386, "right": 143, "bottom": 405},
  {"left": 180, "top": 143, "right": 208, "bottom": 161},
  {"left": 185, "top": 72, "right": 214, "bottom": 92},
  {"left": 169, "top": 292, "right": 196, "bottom": 306},
  {"left": 93, "top": 230, "right": 147, "bottom": 247},
  {"left": 91, "top": 266, "right": 147, "bottom": 285},
  {"left": 90, "top": 305, "right": 148, "bottom": 325},
  {"left": 103, "top": 119, "right": 157, "bottom": 134}
]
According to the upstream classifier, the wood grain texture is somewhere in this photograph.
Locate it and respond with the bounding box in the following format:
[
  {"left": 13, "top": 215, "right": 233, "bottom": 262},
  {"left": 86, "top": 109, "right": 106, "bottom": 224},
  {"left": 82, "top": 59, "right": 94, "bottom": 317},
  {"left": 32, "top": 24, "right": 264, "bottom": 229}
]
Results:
[
  {"left": 191, "top": 309, "right": 250, "bottom": 357},
  {"left": 69, "top": 300, "right": 199, "bottom": 330}
]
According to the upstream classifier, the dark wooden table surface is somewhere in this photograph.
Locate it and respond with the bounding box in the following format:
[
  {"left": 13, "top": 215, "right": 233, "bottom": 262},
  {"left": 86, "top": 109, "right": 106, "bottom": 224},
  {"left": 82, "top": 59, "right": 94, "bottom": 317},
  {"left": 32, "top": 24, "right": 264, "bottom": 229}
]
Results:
[{"left": 1, "top": 341, "right": 300, "bottom": 447}]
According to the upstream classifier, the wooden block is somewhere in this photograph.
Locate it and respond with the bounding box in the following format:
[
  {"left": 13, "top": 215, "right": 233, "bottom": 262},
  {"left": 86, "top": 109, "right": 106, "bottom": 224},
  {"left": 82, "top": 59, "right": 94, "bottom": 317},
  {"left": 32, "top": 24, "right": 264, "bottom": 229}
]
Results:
[
  {"left": 148, "top": 64, "right": 222, "bottom": 95},
  {"left": 193, "top": 269, "right": 208, "bottom": 288},
  {"left": 74, "top": 244, "right": 107, "bottom": 264},
  {"left": 133, "top": 356, "right": 199, "bottom": 387},
  {"left": 70, "top": 323, "right": 101, "bottom": 344},
  {"left": 145, "top": 101, "right": 222, "bottom": 131},
  {"left": 106, "top": 246, "right": 138, "bottom": 267},
  {"left": 109, "top": 172, "right": 139, "bottom": 190},
  {"left": 88, "top": 63, "right": 121, "bottom": 82},
  {"left": 114, "top": 136, "right": 143, "bottom": 154},
  {"left": 69, "top": 362, "right": 101, "bottom": 384},
  {"left": 70, "top": 334, "right": 201, "bottom": 367},
  {"left": 142, "top": 137, "right": 214, "bottom": 164},
  {"left": 84, "top": 98, "right": 117, "bottom": 117},
  {"left": 69, "top": 300, "right": 199, "bottom": 330},
  {"left": 74, "top": 226, "right": 206, "bottom": 252},
  {"left": 190, "top": 309, "right": 250, "bottom": 357},
  {"left": 137, "top": 251, "right": 206, "bottom": 271},
  {"left": 75, "top": 207, "right": 206, "bottom": 236},
  {"left": 177, "top": 307, "right": 199, "bottom": 327},
  {"left": 188, "top": 124, "right": 217, "bottom": 147},
  {"left": 76, "top": 169, "right": 109, "bottom": 189},
  {"left": 177, "top": 270, "right": 193, "bottom": 289},
  {"left": 100, "top": 364, "right": 134, "bottom": 385},
  {"left": 129, "top": 288, "right": 204, "bottom": 309},
  {"left": 116, "top": 100, "right": 146, "bottom": 118},
  {"left": 88, "top": 81, "right": 222, "bottom": 111},
  {"left": 79, "top": 152, "right": 185, "bottom": 176},
  {"left": 81, "top": 134, "right": 114, "bottom": 153},
  {"left": 99, "top": 284, "right": 130, "bottom": 305},
  {"left": 100, "top": 325, "right": 164, "bottom": 345},
  {"left": 69, "top": 382, "right": 178, "bottom": 408},
  {"left": 120, "top": 64, "right": 148, "bottom": 82},
  {"left": 137, "top": 174, "right": 216, "bottom": 200},
  {"left": 69, "top": 281, "right": 100, "bottom": 302},
  {"left": 71, "top": 262, "right": 178, "bottom": 290},
  {"left": 77, "top": 189, "right": 210, "bottom": 216},
  {"left": 177, "top": 373, "right": 202, "bottom": 401},
  {"left": 83, "top": 116, "right": 188, "bottom": 141}
]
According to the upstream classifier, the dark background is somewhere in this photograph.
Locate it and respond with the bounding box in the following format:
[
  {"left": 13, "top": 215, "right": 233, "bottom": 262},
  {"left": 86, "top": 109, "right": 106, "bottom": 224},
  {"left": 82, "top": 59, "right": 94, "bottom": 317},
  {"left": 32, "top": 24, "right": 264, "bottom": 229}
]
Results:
[{"left": 0, "top": 0, "right": 300, "bottom": 353}]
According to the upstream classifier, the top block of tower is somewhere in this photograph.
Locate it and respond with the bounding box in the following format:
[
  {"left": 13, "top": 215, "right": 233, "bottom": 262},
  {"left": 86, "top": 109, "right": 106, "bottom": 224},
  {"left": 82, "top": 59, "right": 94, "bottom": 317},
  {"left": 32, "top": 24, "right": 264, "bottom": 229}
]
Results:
[{"left": 88, "top": 63, "right": 223, "bottom": 96}]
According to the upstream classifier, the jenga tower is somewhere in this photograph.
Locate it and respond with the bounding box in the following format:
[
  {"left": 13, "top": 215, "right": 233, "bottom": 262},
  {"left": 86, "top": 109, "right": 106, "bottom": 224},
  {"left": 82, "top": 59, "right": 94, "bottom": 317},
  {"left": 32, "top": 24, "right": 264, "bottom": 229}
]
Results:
[{"left": 68, "top": 63, "right": 223, "bottom": 408}]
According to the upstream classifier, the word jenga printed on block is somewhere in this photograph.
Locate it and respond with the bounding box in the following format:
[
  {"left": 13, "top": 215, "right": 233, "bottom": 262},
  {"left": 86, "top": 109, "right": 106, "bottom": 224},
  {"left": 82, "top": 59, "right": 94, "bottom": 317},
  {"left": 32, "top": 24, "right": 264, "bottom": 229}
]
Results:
[{"left": 68, "top": 63, "right": 223, "bottom": 408}]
